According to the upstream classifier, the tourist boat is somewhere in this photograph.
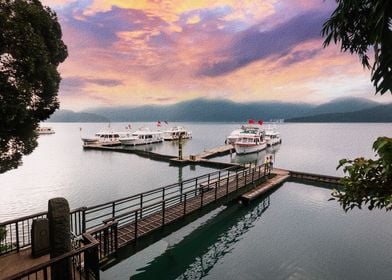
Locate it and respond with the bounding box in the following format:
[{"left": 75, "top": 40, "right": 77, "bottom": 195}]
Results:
[
  {"left": 81, "top": 130, "right": 131, "bottom": 146},
  {"left": 265, "top": 126, "right": 282, "bottom": 146},
  {"left": 163, "top": 126, "right": 192, "bottom": 140},
  {"left": 226, "top": 123, "right": 263, "bottom": 144},
  {"left": 234, "top": 134, "right": 267, "bottom": 155},
  {"left": 36, "top": 126, "right": 55, "bottom": 135},
  {"left": 119, "top": 127, "right": 163, "bottom": 146}
]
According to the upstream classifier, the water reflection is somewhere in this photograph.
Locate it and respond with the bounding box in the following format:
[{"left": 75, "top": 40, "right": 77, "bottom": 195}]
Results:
[
  {"left": 130, "top": 196, "right": 270, "bottom": 280},
  {"left": 176, "top": 197, "right": 270, "bottom": 280},
  {"left": 231, "top": 144, "right": 281, "bottom": 165},
  {"left": 0, "top": 122, "right": 38, "bottom": 174}
]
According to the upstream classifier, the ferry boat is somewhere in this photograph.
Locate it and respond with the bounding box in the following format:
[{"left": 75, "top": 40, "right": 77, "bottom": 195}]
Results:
[
  {"left": 36, "top": 126, "right": 55, "bottom": 135},
  {"left": 163, "top": 126, "right": 192, "bottom": 140},
  {"left": 81, "top": 131, "right": 130, "bottom": 146},
  {"left": 265, "top": 126, "right": 282, "bottom": 146},
  {"left": 119, "top": 127, "right": 163, "bottom": 146},
  {"left": 226, "top": 124, "right": 262, "bottom": 144},
  {"left": 234, "top": 134, "right": 267, "bottom": 155}
]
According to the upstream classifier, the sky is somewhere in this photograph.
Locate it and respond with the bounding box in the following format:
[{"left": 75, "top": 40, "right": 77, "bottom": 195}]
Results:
[{"left": 41, "top": 0, "right": 383, "bottom": 110}]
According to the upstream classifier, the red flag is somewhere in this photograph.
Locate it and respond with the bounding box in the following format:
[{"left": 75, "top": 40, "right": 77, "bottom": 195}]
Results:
[
  {"left": 157, "top": 121, "right": 161, "bottom": 127},
  {"left": 258, "top": 120, "right": 263, "bottom": 126},
  {"left": 248, "top": 119, "right": 255, "bottom": 124}
]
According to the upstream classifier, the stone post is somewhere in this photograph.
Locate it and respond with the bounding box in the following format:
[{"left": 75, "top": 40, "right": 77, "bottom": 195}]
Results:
[{"left": 48, "top": 197, "right": 72, "bottom": 280}]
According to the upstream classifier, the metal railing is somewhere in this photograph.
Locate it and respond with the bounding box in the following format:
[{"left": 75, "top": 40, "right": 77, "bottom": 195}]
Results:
[
  {"left": 5, "top": 232, "right": 100, "bottom": 280},
  {"left": 101, "top": 164, "right": 268, "bottom": 246},
  {"left": 1, "top": 163, "right": 263, "bottom": 256},
  {"left": 0, "top": 208, "right": 86, "bottom": 255}
]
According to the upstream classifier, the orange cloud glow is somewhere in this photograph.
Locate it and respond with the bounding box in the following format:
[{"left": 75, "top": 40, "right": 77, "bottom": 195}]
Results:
[{"left": 39, "top": 0, "right": 378, "bottom": 110}]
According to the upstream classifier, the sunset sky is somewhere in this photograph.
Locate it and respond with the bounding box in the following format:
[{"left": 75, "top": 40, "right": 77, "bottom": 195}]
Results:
[{"left": 41, "top": 0, "right": 382, "bottom": 110}]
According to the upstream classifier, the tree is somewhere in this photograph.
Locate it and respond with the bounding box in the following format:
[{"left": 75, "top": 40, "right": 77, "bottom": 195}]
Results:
[
  {"left": 322, "top": 0, "right": 392, "bottom": 210},
  {"left": 322, "top": 0, "right": 392, "bottom": 95},
  {"left": 332, "top": 137, "right": 392, "bottom": 211},
  {"left": 0, "top": 0, "right": 67, "bottom": 173}
]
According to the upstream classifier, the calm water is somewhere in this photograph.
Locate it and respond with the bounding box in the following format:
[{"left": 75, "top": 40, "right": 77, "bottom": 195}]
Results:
[
  {"left": 1, "top": 122, "right": 392, "bottom": 279},
  {"left": 102, "top": 182, "right": 392, "bottom": 280},
  {"left": 0, "top": 122, "right": 390, "bottom": 220}
]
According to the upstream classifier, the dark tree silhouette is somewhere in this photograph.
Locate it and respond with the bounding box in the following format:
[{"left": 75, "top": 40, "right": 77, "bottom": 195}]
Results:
[{"left": 0, "top": 0, "right": 67, "bottom": 173}]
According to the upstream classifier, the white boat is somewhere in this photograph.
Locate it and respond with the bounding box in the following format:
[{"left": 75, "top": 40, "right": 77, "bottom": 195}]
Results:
[
  {"left": 119, "top": 127, "right": 163, "bottom": 146},
  {"left": 226, "top": 124, "right": 262, "bottom": 144},
  {"left": 234, "top": 134, "right": 267, "bottom": 155},
  {"left": 36, "top": 127, "right": 55, "bottom": 135},
  {"left": 81, "top": 131, "right": 131, "bottom": 146},
  {"left": 163, "top": 126, "right": 192, "bottom": 140},
  {"left": 265, "top": 126, "right": 282, "bottom": 146}
]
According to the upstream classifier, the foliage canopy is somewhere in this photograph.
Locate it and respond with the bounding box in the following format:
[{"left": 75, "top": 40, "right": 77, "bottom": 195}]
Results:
[
  {"left": 0, "top": 0, "right": 67, "bottom": 173},
  {"left": 322, "top": 0, "right": 392, "bottom": 95},
  {"left": 332, "top": 137, "right": 392, "bottom": 211}
]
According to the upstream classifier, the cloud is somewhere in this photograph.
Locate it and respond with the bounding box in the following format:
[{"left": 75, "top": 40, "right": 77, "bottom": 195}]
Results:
[
  {"left": 60, "top": 76, "right": 123, "bottom": 94},
  {"left": 198, "top": 9, "right": 332, "bottom": 77},
  {"left": 278, "top": 49, "right": 321, "bottom": 67}
]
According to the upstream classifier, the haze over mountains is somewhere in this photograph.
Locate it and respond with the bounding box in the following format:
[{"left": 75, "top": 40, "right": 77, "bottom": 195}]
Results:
[{"left": 48, "top": 97, "right": 390, "bottom": 122}]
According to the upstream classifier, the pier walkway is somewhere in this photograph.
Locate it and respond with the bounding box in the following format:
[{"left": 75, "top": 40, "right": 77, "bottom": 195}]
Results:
[
  {"left": 0, "top": 166, "right": 341, "bottom": 279},
  {"left": 84, "top": 143, "right": 237, "bottom": 168}
]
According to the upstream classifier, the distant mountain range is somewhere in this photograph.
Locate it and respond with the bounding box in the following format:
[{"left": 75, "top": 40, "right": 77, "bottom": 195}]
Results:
[
  {"left": 286, "top": 103, "right": 392, "bottom": 122},
  {"left": 48, "top": 110, "right": 109, "bottom": 122},
  {"left": 48, "top": 97, "right": 390, "bottom": 123}
]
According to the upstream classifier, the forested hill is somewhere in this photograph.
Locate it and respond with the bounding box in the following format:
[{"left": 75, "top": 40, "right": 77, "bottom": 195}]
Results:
[
  {"left": 48, "top": 97, "right": 388, "bottom": 122},
  {"left": 286, "top": 104, "right": 392, "bottom": 122}
]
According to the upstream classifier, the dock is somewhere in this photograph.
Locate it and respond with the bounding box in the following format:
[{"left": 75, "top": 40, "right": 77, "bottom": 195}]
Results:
[
  {"left": 241, "top": 168, "right": 290, "bottom": 203},
  {"left": 84, "top": 143, "right": 236, "bottom": 168},
  {"left": 0, "top": 166, "right": 342, "bottom": 279}
]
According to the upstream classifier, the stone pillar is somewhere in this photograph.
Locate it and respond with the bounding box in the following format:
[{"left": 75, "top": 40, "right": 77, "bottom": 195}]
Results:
[
  {"left": 31, "top": 218, "right": 49, "bottom": 257},
  {"left": 48, "top": 197, "right": 72, "bottom": 280}
]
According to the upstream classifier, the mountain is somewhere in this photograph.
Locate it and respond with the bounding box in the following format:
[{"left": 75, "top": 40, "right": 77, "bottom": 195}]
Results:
[
  {"left": 287, "top": 104, "right": 392, "bottom": 122},
  {"left": 48, "top": 110, "right": 109, "bottom": 122},
  {"left": 305, "top": 97, "right": 379, "bottom": 116},
  {"left": 86, "top": 99, "right": 315, "bottom": 122},
  {"left": 48, "top": 97, "right": 387, "bottom": 122}
]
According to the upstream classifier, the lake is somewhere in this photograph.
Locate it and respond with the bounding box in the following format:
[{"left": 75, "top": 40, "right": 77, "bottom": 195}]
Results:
[{"left": 1, "top": 122, "right": 391, "bottom": 279}]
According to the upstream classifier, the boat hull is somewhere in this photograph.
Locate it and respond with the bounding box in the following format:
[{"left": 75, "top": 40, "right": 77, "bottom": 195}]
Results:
[
  {"left": 163, "top": 135, "right": 191, "bottom": 141},
  {"left": 266, "top": 137, "right": 282, "bottom": 146},
  {"left": 120, "top": 138, "right": 163, "bottom": 146},
  {"left": 234, "top": 142, "right": 267, "bottom": 154}
]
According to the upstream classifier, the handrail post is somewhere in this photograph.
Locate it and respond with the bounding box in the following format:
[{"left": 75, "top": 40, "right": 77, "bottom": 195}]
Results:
[
  {"left": 236, "top": 172, "right": 239, "bottom": 191},
  {"left": 183, "top": 193, "right": 187, "bottom": 216},
  {"left": 215, "top": 171, "right": 220, "bottom": 201},
  {"left": 226, "top": 170, "right": 230, "bottom": 196},
  {"left": 207, "top": 174, "right": 210, "bottom": 190},
  {"left": 180, "top": 182, "right": 183, "bottom": 203},
  {"left": 162, "top": 188, "right": 165, "bottom": 201},
  {"left": 258, "top": 165, "right": 261, "bottom": 179},
  {"left": 103, "top": 226, "right": 108, "bottom": 256},
  {"left": 134, "top": 211, "right": 138, "bottom": 241},
  {"left": 201, "top": 185, "right": 204, "bottom": 207},
  {"left": 15, "top": 222, "right": 20, "bottom": 252},
  {"left": 114, "top": 222, "right": 118, "bottom": 251},
  {"left": 252, "top": 165, "right": 255, "bottom": 182},
  {"left": 140, "top": 194, "right": 143, "bottom": 219},
  {"left": 162, "top": 200, "right": 165, "bottom": 226},
  {"left": 244, "top": 168, "right": 247, "bottom": 187},
  {"left": 82, "top": 207, "right": 86, "bottom": 233},
  {"left": 112, "top": 202, "right": 115, "bottom": 218},
  {"left": 195, "top": 178, "right": 198, "bottom": 196}
]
